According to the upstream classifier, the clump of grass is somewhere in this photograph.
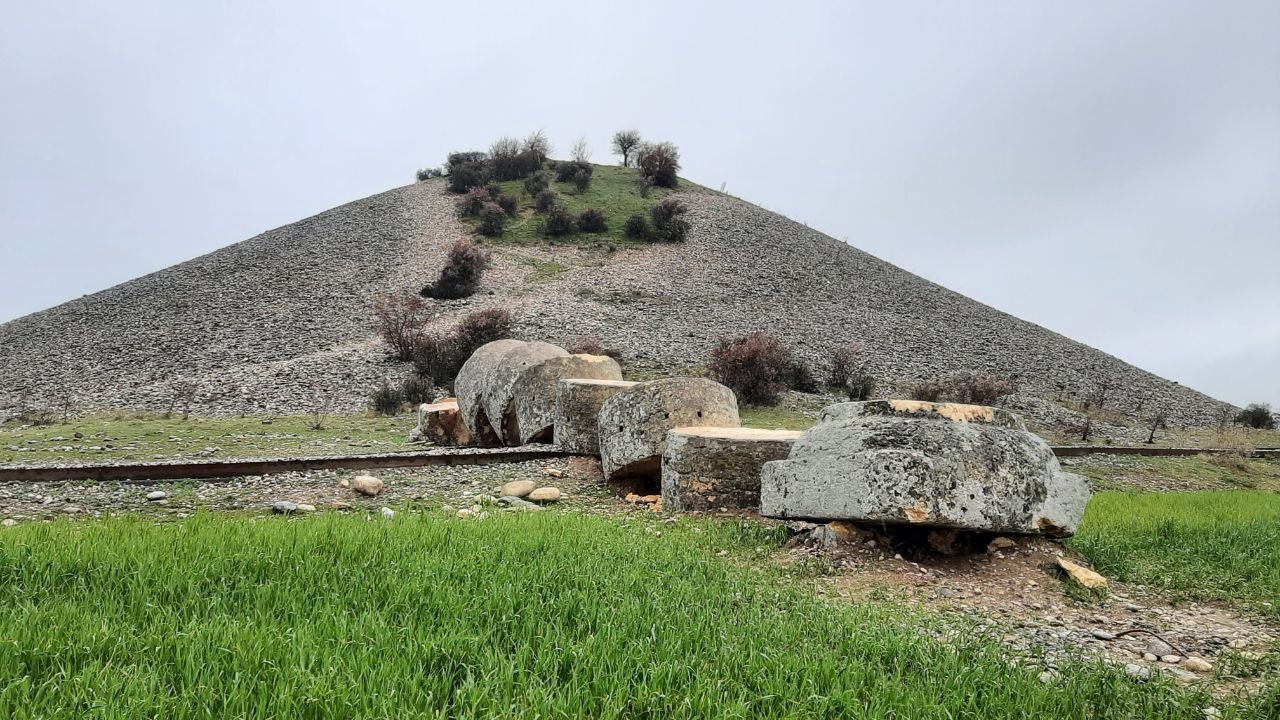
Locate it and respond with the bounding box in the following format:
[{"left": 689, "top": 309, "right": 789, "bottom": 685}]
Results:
[
  {"left": 0, "top": 512, "right": 1208, "bottom": 718},
  {"left": 1070, "top": 490, "right": 1280, "bottom": 616}
]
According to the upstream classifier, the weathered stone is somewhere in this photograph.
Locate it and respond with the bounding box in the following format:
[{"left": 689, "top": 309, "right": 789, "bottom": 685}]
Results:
[
  {"left": 553, "top": 379, "right": 639, "bottom": 454},
  {"left": 483, "top": 342, "right": 569, "bottom": 446},
  {"left": 1182, "top": 657, "right": 1212, "bottom": 673},
  {"left": 511, "top": 354, "right": 622, "bottom": 444},
  {"left": 499, "top": 480, "right": 537, "bottom": 498},
  {"left": 350, "top": 475, "right": 384, "bottom": 497},
  {"left": 526, "top": 487, "right": 562, "bottom": 503},
  {"left": 1058, "top": 557, "right": 1108, "bottom": 589},
  {"left": 271, "top": 500, "right": 299, "bottom": 514},
  {"left": 145, "top": 490, "right": 168, "bottom": 502},
  {"left": 660, "top": 426, "right": 800, "bottom": 511},
  {"left": 418, "top": 398, "right": 473, "bottom": 446},
  {"left": 759, "top": 400, "right": 1091, "bottom": 536},
  {"left": 598, "top": 378, "right": 740, "bottom": 481},
  {"left": 454, "top": 339, "right": 527, "bottom": 446},
  {"left": 497, "top": 495, "right": 541, "bottom": 511}
]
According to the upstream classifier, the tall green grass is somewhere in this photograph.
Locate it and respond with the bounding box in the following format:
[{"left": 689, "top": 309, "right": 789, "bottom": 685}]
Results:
[
  {"left": 1071, "top": 491, "right": 1280, "bottom": 616},
  {"left": 0, "top": 512, "right": 1209, "bottom": 718}
]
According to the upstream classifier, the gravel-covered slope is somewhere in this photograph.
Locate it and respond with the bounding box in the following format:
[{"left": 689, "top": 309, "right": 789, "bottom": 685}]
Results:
[{"left": 0, "top": 179, "right": 1231, "bottom": 424}]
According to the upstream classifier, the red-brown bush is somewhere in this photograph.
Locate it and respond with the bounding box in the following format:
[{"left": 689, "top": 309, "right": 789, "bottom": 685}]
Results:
[{"left": 708, "top": 331, "right": 796, "bottom": 405}]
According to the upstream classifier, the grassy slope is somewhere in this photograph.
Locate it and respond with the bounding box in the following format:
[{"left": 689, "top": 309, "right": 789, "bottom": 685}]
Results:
[
  {"left": 0, "top": 414, "right": 418, "bottom": 465},
  {"left": 1070, "top": 455, "right": 1280, "bottom": 493},
  {"left": 465, "top": 164, "right": 678, "bottom": 246},
  {"left": 0, "top": 512, "right": 1212, "bottom": 719}
]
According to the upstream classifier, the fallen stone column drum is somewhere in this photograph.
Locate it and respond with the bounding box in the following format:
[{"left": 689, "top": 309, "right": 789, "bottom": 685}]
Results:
[
  {"left": 759, "top": 399, "right": 1091, "bottom": 536},
  {"left": 661, "top": 427, "right": 802, "bottom": 511},
  {"left": 553, "top": 379, "right": 639, "bottom": 454},
  {"left": 454, "top": 339, "right": 527, "bottom": 446},
  {"left": 418, "top": 398, "right": 473, "bottom": 446},
  {"left": 597, "top": 378, "right": 740, "bottom": 481},
  {"left": 511, "top": 355, "right": 623, "bottom": 444},
  {"left": 483, "top": 342, "right": 569, "bottom": 446}
]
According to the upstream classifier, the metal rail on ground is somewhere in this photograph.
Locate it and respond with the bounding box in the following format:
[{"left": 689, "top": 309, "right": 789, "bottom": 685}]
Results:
[{"left": 0, "top": 445, "right": 1274, "bottom": 484}]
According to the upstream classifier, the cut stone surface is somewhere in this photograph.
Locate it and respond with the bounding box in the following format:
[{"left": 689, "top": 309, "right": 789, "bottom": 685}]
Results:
[
  {"left": 661, "top": 426, "right": 801, "bottom": 511},
  {"left": 418, "top": 398, "right": 473, "bottom": 446},
  {"left": 511, "top": 354, "right": 623, "bottom": 444},
  {"left": 454, "top": 340, "right": 526, "bottom": 446},
  {"left": 597, "top": 378, "right": 740, "bottom": 481},
  {"left": 759, "top": 399, "right": 1091, "bottom": 536},
  {"left": 553, "top": 379, "right": 639, "bottom": 454},
  {"left": 483, "top": 342, "right": 569, "bottom": 446}
]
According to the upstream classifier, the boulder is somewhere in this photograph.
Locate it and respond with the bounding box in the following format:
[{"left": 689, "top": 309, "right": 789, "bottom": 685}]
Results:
[
  {"left": 455, "top": 339, "right": 527, "bottom": 446},
  {"left": 483, "top": 342, "right": 569, "bottom": 445},
  {"left": 661, "top": 427, "right": 802, "bottom": 511},
  {"left": 499, "top": 479, "right": 537, "bottom": 498},
  {"left": 597, "top": 378, "right": 740, "bottom": 481},
  {"left": 527, "top": 487, "right": 563, "bottom": 503},
  {"left": 759, "top": 400, "right": 1091, "bottom": 536},
  {"left": 350, "top": 475, "right": 385, "bottom": 497},
  {"left": 418, "top": 398, "right": 473, "bottom": 446},
  {"left": 511, "top": 354, "right": 623, "bottom": 444},
  {"left": 553, "top": 379, "right": 639, "bottom": 454}
]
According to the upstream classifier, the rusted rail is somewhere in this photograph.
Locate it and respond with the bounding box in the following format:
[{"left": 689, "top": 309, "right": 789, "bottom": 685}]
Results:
[
  {"left": 0, "top": 445, "right": 1273, "bottom": 484},
  {"left": 0, "top": 446, "right": 581, "bottom": 483}
]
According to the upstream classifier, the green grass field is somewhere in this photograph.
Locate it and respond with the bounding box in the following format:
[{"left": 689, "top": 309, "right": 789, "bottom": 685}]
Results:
[
  {"left": 1070, "top": 455, "right": 1280, "bottom": 492},
  {"left": 0, "top": 511, "right": 1217, "bottom": 719},
  {"left": 0, "top": 414, "right": 418, "bottom": 465},
  {"left": 738, "top": 405, "right": 818, "bottom": 431},
  {"left": 466, "top": 164, "right": 683, "bottom": 246},
  {"left": 1071, "top": 490, "right": 1280, "bottom": 617}
]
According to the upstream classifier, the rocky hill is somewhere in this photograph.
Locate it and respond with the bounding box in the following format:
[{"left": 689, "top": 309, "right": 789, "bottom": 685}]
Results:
[{"left": 0, "top": 175, "right": 1232, "bottom": 426}]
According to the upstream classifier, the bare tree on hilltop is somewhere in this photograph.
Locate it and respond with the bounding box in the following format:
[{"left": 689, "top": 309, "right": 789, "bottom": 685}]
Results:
[{"left": 611, "top": 130, "right": 641, "bottom": 167}]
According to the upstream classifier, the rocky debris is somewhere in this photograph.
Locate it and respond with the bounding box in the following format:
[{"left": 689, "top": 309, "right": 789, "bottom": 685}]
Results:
[
  {"left": 1, "top": 518, "right": 17, "bottom": 527},
  {"left": 553, "top": 378, "right": 639, "bottom": 454},
  {"left": 271, "top": 500, "right": 304, "bottom": 514},
  {"left": 760, "top": 400, "right": 1091, "bottom": 536},
  {"left": 511, "top": 354, "right": 622, "bottom": 444},
  {"left": 597, "top": 378, "right": 740, "bottom": 481},
  {"left": 350, "top": 475, "right": 384, "bottom": 497},
  {"left": 987, "top": 537, "right": 1017, "bottom": 553},
  {"left": 482, "top": 342, "right": 569, "bottom": 446},
  {"left": 526, "top": 487, "right": 563, "bottom": 503},
  {"left": 1057, "top": 558, "right": 1108, "bottom": 589},
  {"left": 499, "top": 480, "right": 537, "bottom": 498},
  {"left": 454, "top": 339, "right": 527, "bottom": 446},
  {"left": 145, "top": 490, "right": 168, "bottom": 502},
  {"left": 660, "top": 426, "right": 800, "bottom": 511},
  {"left": 496, "top": 495, "right": 541, "bottom": 511},
  {"left": 1182, "top": 657, "right": 1213, "bottom": 673},
  {"left": 419, "top": 398, "right": 473, "bottom": 446},
  {"left": 380, "top": 507, "right": 396, "bottom": 518}
]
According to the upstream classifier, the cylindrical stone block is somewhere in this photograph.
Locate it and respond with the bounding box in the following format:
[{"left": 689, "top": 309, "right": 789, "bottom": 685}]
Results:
[
  {"left": 454, "top": 339, "right": 526, "bottom": 446},
  {"left": 512, "top": 355, "right": 623, "bottom": 444},
  {"left": 661, "top": 427, "right": 802, "bottom": 511},
  {"left": 484, "top": 342, "right": 569, "bottom": 446},
  {"left": 598, "top": 378, "right": 740, "bottom": 481},
  {"left": 553, "top": 378, "right": 639, "bottom": 454}
]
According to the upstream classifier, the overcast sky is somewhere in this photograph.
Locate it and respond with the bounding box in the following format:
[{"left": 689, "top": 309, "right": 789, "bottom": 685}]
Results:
[{"left": 2, "top": 1, "right": 1277, "bottom": 407}]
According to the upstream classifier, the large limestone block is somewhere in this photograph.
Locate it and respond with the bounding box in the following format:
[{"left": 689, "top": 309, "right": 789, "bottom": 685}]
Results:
[
  {"left": 418, "top": 398, "right": 473, "bottom": 446},
  {"left": 759, "top": 399, "right": 1091, "bottom": 536},
  {"left": 661, "top": 427, "right": 802, "bottom": 511},
  {"left": 454, "top": 339, "right": 526, "bottom": 446},
  {"left": 484, "top": 342, "right": 569, "bottom": 446},
  {"left": 553, "top": 379, "right": 639, "bottom": 454},
  {"left": 598, "top": 378, "right": 740, "bottom": 481},
  {"left": 512, "top": 354, "right": 623, "bottom": 444}
]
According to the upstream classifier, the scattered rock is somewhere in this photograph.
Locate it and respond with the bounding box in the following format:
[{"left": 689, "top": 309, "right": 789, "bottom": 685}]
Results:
[
  {"left": 350, "top": 475, "right": 384, "bottom": 497},
  {"left": 1056, "top": 558, "right": 1108, "bottom": 589},
  {"left": 543, "top": 468, "right": 564, "bottom": 478},
  {"left": 330, "top": 501, "right": 352, "bottom": 511},
  {"left": 1146, "top": 638, "right": 1175, "bottom": 656},
  {"left": 987, "top": 537, "right": 1017, "bottom": 553},
  {"left": 295, "top": 503, "right": 316, "bottom": 513},
  {"left": 379, "top": 507, "right": 395, "bottom": 518},
  {"left": 1091, "top": 630, "right": 1116, "bottom": 641},
  {"left": 1182, "top": 657, "right": 1212, "bottom": 673},
  {"left": 145, "top": 490, "right": 168, "bottom": 502},
  {"left": 499, "top": 480, "right": 538, "bottom": 498},
  {"left": 1, "top": 519, "right": 16, "bottom": 527},
  {"left": 527, "top": 487, "right": 563, "bottom": 503},
  {"left": 497, "top": 495, "right": 541, "bottom": 511},
  {"left": 271, "top": 501, "right": 299, "bottom": 514},
  {"left": 1160, "top": 654, "right": 1183, "bottom": 664}
]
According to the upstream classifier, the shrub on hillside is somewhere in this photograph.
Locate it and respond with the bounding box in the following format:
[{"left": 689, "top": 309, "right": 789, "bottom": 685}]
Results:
[
  {"left": 478, "top": 203, "right": 506, "bottom": 237},
  {"left": 523, "top": 173, "right": 549, "bottom": 197},
  {"left": 566, "top": 334, "right": 621, "bottom": 358},
  {"left": 535, "top": 189, "right": 558, "bottom": 212},
  {"left": 423, "top": 239, "right": 491, "bottom": 299},
  {"left": 790, "top": 362, "right": 820, "bottom": 394},
  {"left": 445, "top": 151, "right": 491, "bottom": 193},
  {"left": 577, "top": 208, "right": 607, "bottom": 233},
  {"left": 495, "top": 192, "right": 518, "bottom": 216},
  {"left": 412, "top": 308, "right": 515, "bottom": 384},
  {"left": 373, "top": 293, "right": 431, "bottom": 361},
  {"left": 829, "top": 343, "right": 876, "bottom": 401},
  {"left": 555, "top": 160, "right": 591, "bottom": 183},
  {"left": 637, "top": 141, "right": 680, "bottom": 189},
  {"left": 948, "top": 371, "right": 1016, "bottom": 405},
  {"left": 910, "top": 379, "right": 946, "bottom": 402},
  {"left": 1236, "top": 403, "right": 1277, "bottom": 430},
  {"left": 416, "top": 167, "right": 443, "bottom": 181},
  {"left": 400, "top": 375, "right": 436, "bottom": 405},
  {"left": 369, "top": 380, "right": 403, "bottom": 416},
  {"left": 624, "top": 213, "right": 649, "bottom": 239},
  {"left": 708, "top": 331, "right": 796, "bottom": 405},
  {"left": 544, "top": 204, "right": 575, "bottom": 237},
  {"left": 456, "top": 187, "right": 490, "bottom": 217},
  {"left": 650, "top": 198, "right": 690, "bottom": 242}
]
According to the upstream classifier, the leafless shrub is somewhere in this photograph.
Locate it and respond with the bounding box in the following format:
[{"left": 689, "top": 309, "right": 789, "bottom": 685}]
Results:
[
  {"left": 709, "top": 331, "right": 796, "bottom": 406},
  {"left": 373, "top": 293, "right": 431, "bottom": 361}
]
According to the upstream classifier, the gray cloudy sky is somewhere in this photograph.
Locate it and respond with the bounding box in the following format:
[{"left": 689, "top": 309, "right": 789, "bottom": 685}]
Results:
[{"left": 2, "top": 1, "right": 1277, "bottom": 407}]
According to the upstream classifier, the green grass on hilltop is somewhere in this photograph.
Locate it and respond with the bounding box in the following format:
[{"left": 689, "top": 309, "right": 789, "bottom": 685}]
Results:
[
  {"left": 0, "top": 512, "right": 1212, "bottom": 719},
  {"left": 1071, "top": 490, "right": 1280, "bottom": 617},
  {"left": 466, "top": 164, "right": 682, "bottom": 246},
  {"left": 0, "top": 414, "right": 418, "bottom": 465}
]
